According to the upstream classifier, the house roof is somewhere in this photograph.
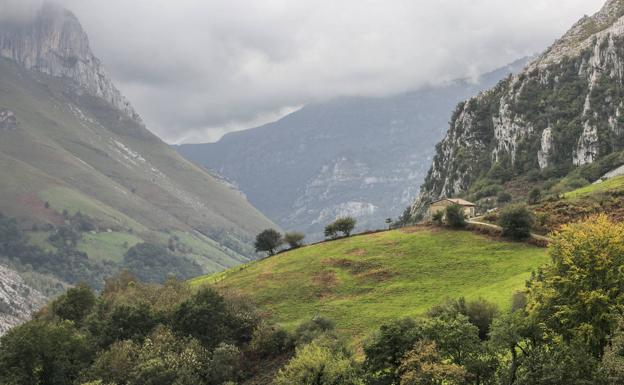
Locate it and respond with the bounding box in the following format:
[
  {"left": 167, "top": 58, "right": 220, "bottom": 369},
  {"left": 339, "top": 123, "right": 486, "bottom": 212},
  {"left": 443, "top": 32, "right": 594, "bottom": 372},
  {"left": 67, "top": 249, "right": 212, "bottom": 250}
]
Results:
[{"left": 431, "top": 198, "right": 476, "bottom": 207}]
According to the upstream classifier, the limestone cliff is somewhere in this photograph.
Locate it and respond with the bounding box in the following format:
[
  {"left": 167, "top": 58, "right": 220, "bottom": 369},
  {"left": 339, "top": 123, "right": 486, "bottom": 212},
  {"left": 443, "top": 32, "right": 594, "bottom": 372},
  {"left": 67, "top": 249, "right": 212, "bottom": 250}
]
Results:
[
  {"left": 0, "top": 2, "right": 139, "bottom": 121},
  {"left": 0, "top": 265, "right": 46, "bottom": 335},
  {"left": 413, "top": 0, "right": 624, "bottom": 214}
]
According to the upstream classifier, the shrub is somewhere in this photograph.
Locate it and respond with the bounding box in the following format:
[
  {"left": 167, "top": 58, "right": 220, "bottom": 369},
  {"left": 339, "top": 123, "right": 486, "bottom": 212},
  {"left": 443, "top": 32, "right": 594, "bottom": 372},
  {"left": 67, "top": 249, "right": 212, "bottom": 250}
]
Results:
[
  {"left": 254, "top": 229, "right": 283, "bottom": 256},
  {"left": 528, "top": 187, "right": 542, "bottom": 204},
  {"left": 324, "top": 223, "right": 338, "bottom": 239},
  {"left": 498, "top": 205, "right": 534, "bottom": 240},
  {"left": 432, "top": 210, "right": 444, "bottom": 225},
  {"left": 123, "top": 243, "right": 200, "bottom": 283},
  {"left": 497, "top": 191, "right": 512, "bottom": 204},
  {"left": 445, "top": 204, "right": 466, "bottom": 228},
  {"left": 284, "top": 232, "right": 305, "bottom": 249}
]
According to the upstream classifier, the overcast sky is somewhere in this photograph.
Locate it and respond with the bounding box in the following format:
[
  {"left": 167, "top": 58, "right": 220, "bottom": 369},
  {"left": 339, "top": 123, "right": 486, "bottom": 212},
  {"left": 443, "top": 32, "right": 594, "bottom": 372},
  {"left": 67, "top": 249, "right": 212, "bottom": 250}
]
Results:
[{"left": 3, "top": 0, "right": 608, "bottom": 143}]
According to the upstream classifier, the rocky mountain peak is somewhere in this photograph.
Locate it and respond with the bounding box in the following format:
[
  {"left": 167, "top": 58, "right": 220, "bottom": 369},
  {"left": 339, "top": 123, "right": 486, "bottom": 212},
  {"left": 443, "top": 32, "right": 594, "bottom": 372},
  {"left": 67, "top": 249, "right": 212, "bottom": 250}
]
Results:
[{"left": 0, "top": 2, "right": 140, "bottom": 121}]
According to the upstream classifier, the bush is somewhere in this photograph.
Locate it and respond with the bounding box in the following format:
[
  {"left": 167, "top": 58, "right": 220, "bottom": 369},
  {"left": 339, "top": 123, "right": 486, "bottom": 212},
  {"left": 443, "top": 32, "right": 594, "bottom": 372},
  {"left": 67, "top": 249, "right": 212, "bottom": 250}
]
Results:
[
  {"left": 498, "top": 205, "right": 534, "bottom": 240},
  {"left": 432, "top": 210, "right": 444, "bottom": 225},
  {"left": 284, "top": 232, "right": 305, "bottom": 249},
  {"left": 324, "top": 224, "right": 338, "bottom": 239},
  {"left": 497, "top": 191, "right": 512, "bottom": 204},
  {"left": 445, "top": 204, "right": 466, "bottom": 229},
  {"left": 528, "top": 188, "right": 542, "bottom": 204},
  {"left": 254, "top": 229, "right": 283, "bottom": 256},
  {"left": 123, "top": 243, "right": 200, "bottom": 283}
]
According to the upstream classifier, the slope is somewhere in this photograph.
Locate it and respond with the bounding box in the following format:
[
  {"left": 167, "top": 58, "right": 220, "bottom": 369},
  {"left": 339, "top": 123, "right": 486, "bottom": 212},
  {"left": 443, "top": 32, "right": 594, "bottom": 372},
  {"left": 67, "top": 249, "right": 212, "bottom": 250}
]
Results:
[
  {"left": 191, "top": 227, "right": 548, "bottom": 346},
  {"left": 0, "top": 4, "right": 276, "bottom": 280},
  {"left": 175, "top": 59, "right": 529, "bottom": 240}
]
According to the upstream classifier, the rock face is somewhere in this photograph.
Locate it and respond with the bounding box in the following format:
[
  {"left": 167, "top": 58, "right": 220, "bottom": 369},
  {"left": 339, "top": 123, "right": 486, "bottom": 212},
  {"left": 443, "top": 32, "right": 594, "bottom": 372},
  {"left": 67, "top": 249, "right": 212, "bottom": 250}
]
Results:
[
  {"left": 0, "top": 265, "right": 46, "bottom": 335},
  {"left": 0, "top": 2, "right": 139, "bottom": 121},
  {"left": 176, "top": 59, "right": 528, "bottom": 239},
  {"left": 413, "top": 0, "right": 624, "bottom": 214},
  {"left": 0, "top": 108, "right": 18, "bottom": 130}
]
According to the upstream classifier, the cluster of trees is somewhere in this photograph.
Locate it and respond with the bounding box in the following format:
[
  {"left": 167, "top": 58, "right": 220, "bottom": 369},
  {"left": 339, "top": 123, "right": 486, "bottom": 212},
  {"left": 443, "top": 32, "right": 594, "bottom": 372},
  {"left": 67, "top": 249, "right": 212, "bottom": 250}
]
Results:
[
  {"left": 254, "top": 216, "right": 358, "bottom": 257},
  {"left": 0, "top": 274, "right": 295, "bottom": 385},
  {"left": 324, "top": 217, "right": 357, "bottom": 239},
  {"left": 255, "top": 229, "right": 306, "bottom": 256},
  {"left": 0, "top": 213, "right": 114, "bottom": 290}
]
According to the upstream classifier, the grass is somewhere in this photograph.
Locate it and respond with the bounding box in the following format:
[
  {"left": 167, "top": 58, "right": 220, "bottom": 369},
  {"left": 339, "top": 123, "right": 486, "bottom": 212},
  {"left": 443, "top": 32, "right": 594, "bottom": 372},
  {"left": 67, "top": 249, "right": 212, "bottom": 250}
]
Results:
[
  {"left": 191, "top": 227, "right": 549, "bottom": 347},
  {"left": 77, "top": 232, "right": 143, "bottom": 263},
  {"left": 564, "top": 175, "right": 624, "bottom": 200}
]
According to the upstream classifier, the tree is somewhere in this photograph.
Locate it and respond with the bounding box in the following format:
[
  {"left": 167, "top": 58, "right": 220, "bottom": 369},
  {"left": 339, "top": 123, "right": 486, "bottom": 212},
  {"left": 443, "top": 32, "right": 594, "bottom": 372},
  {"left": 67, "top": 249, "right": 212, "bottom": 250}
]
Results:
[
  {"left": 333, "top": 217, "right": 357, "bottom": 237},
  {"left": 528, "top": 215, "right": 624, "bottom": 356},
  {"left": 398, "top": 341, "right": 466, "bottom": 385},
  {"left": 123, "top": 243, "right": 200, "bottom": 283},
  {"left": 498, "top": 204, "right": 534, "bottom": 240},
  {"left": 0, "top": 320, "right": 92, "bottom": 385},
  {"left": 528, "top": 188, "right": 541, "bottom": 204},
  {"left": 324, "top": 223, "right": 339, "bottom": 239},
  {"left": 273, "top": 339, "right": 363, "bottom": 385},
  {"left": 364, "top": 318, "right": 423, "bottom": 384},
  {"left": 51, "top": 283, "right": 96, "bottom": 326},
  {"left": 386, "top": 218, "right": 393, "bottom": 230},
  {"left": 284, "top": 231, "right": 305, "bottom": 249},
  {"left": 445, "top": 204, "right": 466, "bottom": 228},
  {"left": 254, "top": 229, "right": 283, "bottom": 256}
]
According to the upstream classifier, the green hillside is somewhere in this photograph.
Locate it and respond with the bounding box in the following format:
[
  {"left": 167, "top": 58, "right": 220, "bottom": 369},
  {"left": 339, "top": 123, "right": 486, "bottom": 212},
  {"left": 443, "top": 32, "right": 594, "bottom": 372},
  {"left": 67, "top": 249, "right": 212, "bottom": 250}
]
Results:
[
  {"left": 191, "top": 227, "right": 548, "bottom": 346},
  {"left": 0, "top": 56, "right": 278, "bottom": 279}
]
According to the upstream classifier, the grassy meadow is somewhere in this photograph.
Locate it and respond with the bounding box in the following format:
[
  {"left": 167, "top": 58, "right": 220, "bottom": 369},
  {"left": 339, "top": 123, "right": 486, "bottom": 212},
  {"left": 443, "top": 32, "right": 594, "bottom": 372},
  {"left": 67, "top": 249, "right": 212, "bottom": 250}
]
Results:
[{"left": 191, "top": 227, "right": 549, "bottom": 347}]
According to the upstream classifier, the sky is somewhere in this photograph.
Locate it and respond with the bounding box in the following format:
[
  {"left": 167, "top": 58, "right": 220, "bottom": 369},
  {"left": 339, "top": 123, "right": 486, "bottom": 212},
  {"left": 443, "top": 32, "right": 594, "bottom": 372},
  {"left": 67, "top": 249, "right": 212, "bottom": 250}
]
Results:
[{"left": 1, "top": 0, "right": 608, "bottom": 143}]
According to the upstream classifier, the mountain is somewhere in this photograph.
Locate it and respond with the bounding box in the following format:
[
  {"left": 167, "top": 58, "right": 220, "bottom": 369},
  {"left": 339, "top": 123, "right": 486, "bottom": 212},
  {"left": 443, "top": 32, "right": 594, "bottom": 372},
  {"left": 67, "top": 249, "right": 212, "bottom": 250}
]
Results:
[
  {"left": 413, "top": 0, "right": 624, "bottom": 215},
  {"left": 175, "top": 59, "right": 528, "bottom": 239},
  {"left": 0, "top": 264, "right": 46, "bottom": 335},
  {"left": 191, "top": 226, "right": 547, "bottom": 346},
  {"left": 0, "top": 2, "right": 276, "bottom": 295}
]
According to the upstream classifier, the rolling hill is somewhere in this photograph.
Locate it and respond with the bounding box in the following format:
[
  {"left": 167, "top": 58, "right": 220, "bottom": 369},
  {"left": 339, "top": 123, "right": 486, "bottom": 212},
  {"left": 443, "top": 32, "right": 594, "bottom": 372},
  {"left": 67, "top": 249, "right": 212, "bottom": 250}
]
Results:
[{"left": 191, "top": 227, "right": 549, "bottom": 347}]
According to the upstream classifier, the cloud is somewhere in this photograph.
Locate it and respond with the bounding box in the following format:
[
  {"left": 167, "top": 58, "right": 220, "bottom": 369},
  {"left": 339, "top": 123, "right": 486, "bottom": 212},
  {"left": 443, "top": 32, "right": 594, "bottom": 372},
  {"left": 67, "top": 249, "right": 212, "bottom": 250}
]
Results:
[
  {"left": 0, "top": 0, "right": 43, "bottom": 22},
  {"left": 4, "top": 0, "right": 608, "bottom": 143}
]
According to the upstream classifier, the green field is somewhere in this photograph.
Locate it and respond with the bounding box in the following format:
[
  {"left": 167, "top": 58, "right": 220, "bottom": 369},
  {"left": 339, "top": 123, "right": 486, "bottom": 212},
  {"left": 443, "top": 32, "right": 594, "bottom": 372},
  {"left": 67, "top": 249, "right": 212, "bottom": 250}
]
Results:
[
  {"left": 191, "top": 227, "right": 549, "bottom": 346},
  {"left": 564, "top": 175, "right": 624, "bottom": 199}
]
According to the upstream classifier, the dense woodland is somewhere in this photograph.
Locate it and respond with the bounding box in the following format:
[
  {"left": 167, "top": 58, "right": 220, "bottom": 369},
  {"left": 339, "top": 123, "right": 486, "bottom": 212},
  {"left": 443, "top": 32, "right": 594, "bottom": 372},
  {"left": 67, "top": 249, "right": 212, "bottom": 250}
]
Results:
[{"left": 1, "top": 214, "right": 624, "bottom": 384}]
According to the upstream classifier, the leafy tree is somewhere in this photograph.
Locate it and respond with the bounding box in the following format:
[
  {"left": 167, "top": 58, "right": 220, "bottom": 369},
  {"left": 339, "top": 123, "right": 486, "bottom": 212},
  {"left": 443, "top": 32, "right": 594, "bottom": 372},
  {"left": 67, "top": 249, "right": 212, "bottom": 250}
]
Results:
[
  {"left": 529, "top": 215, "right": 624, "bottom": 356},
  {"left": 498, "top": 205, "right": 534, "bottom": 240},
  {"left": 398, "top": 341, "right": 466, "bottom": 385},
  {"left": 445, "top": 204, "right": 466, "bottom": 228},
  {"left": 528, "top": 187, "right": 541, "bottom": 204},
  {"left": 273, "top": 338, "right": 363, "bottom": 385},
  {"left": 171, "top": 287, "right": 256, "bottom": 351},
  {"left": 385, "top": 218, "right": 393, "bottom": 229},
  {"left": 324, "top": 223, "right": 339, "bottom": 239},
  {"left": 363, "top": 318, "right": 423, "bottom": 385},
  {"left": 284, "top": 231, "right": 305, "bottom": 249},
  {"left": 497, "top": 191, "right": 512, "bottom": 204},
  {"left": 51, "top": 283, "right": 96, "bottom": 326},
  {"left": 88, "top": 302, "right": 162, "bottom": 349},
  {"left": 0, "top": 320, "right": 92, "bottom": 385},
  {"left": 254, "top": 229, "right": 283, "bottom": 256},
  {"left": 332, "top": 217, "right": 357, "bottom": 237}
]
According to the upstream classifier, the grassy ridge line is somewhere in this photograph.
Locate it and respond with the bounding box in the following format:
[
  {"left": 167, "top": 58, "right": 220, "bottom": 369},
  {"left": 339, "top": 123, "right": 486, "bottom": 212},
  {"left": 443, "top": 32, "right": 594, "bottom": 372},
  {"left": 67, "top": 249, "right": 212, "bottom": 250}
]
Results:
[
  {"left": 191, "top": 227, "right": 549, "bottom": 347},
  {"left": 564, "top": 175, "right": 624, "bottom": 199}
]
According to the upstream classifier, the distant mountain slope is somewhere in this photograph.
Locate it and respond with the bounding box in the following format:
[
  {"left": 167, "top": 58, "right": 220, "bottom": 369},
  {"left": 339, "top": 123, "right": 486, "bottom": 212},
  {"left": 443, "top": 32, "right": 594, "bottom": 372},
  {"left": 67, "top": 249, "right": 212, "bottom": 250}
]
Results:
[
  {"left": 175, "top": 59, "right": 528, "bottom": 239},
  {"left": 191, "top": 227, "right": 548, "bottom": 346},
  {"left": 413, "top": 0, "right": 624, "bottom": 215},
  {"left": 0, "top": 4, "right": 275, "bottom": 274}
]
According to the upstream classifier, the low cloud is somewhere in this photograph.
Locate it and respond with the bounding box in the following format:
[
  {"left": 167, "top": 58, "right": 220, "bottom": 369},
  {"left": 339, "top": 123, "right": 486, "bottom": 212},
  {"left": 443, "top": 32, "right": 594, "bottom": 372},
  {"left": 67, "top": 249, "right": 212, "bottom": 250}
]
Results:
[{"left": 3, "top": 0, "right": 607, "bottom": 143}]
